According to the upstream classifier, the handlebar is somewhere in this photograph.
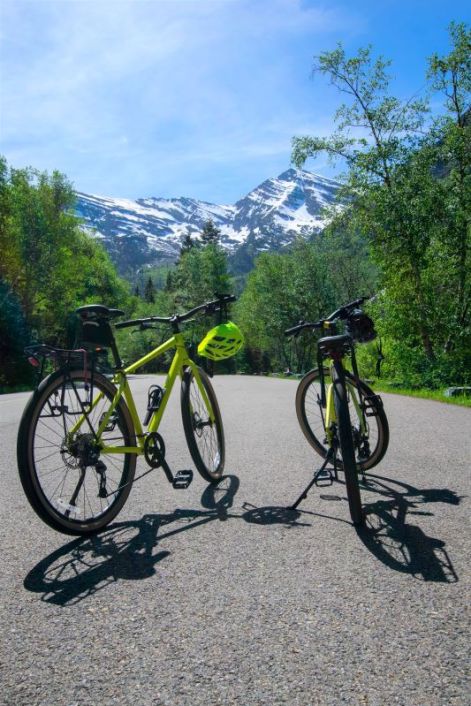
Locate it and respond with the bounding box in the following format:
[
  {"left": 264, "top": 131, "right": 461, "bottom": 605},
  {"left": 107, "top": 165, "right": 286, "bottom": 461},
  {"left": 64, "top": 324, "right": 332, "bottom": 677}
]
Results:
[
  {"left": 115, "top": 294, "right": 236, "bottom": 331},
  {"left": 284, "top": 321, "right": 322, "bottom": 338},
  {"left": 115, "top": 315, "right": 171, "bottom": 330},
  {"left": 284, "top": 296, "right": 369, "bottom": 338},
  {"left": 326, "top": 296, "right": 368, "bottom": 323}
]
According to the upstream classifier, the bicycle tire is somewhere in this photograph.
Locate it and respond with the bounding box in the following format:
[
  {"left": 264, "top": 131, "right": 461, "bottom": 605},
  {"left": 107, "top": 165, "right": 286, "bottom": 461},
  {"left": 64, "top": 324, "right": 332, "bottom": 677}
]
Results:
[
  {"left": 181, "top": 367, "right": 225, "bottom": 483},
  {"left": 332, "top": 361, "right": 364, "bottom": 527},
  {"left": 296, "top": 367, "right": 389, "bottom": 470},
  {"left": 17, "top": 368, "right": 137, "bottom": 535}
]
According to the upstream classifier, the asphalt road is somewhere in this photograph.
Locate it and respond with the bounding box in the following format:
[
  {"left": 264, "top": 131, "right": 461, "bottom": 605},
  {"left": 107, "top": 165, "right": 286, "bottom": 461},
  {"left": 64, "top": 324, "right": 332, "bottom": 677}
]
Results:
[{"left": 0, "top": 375, "right": 470, "bottom": 706}]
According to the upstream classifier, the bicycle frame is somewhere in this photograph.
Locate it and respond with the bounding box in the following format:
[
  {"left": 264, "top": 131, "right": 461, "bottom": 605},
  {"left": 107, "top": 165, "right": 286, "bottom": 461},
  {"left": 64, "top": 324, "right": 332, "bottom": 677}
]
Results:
[
  {"left": 68, "top": 331, "right": 214, "bottom": 456},
  {"left": 323, "top": 371, "right": 367, "bottom": 447},
  {"left": 318, "top": 332, "right": 368, "bottom": 448}
]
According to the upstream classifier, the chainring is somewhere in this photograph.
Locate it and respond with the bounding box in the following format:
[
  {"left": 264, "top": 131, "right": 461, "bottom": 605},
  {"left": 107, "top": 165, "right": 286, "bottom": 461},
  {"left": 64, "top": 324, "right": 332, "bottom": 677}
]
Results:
[{"left": 144, "top": 432, "right": 166, "bottom": 468}]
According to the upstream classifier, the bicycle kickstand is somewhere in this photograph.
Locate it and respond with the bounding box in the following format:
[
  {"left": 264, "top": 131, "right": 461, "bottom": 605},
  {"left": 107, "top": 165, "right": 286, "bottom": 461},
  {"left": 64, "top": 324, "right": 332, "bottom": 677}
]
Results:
[{"left": 290, "top": 447, "right": 336, "bottom": 510}]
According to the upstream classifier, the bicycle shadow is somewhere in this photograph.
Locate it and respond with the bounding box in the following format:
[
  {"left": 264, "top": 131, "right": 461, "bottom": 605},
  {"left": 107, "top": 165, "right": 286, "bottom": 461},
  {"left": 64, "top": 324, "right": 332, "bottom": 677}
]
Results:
[
  {"left": 23, "top": 475, "right": 240, "bottom": 606},
  {"left": 24, "top": 470, "right": 460, "bottom": 604},
  {"left": 356, "top": 473, "right": 462, "bottom": 583},
  {"left": 23, "top": 476, "right": 307, "bottom": 606}
]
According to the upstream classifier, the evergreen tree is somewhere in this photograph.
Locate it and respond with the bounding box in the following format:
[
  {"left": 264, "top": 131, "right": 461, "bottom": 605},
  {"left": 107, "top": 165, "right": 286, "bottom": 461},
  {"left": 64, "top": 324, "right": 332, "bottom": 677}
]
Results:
[
  {"left": 180, "top": 233, "right": 194, "bottom": 254},
  {"left": 165, "top": 270, "right": 174, "bottom": 292},
  {"left": 200, "top": 219, "right": 221, "bottom": 245},
  {"left": 144, "top": 276, "right": 156, "bottom": 303}
]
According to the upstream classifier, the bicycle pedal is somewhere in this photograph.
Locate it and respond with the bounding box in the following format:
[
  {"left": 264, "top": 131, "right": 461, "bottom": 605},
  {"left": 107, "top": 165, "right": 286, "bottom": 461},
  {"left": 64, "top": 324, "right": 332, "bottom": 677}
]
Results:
[
  {"left": 363, "top": 394, "right": 382, "bottom": 416},
  {"left": 314, "top": 468, "right": 334, "bottom": 487},
  {"left": 172, "top": 470, "right": 193, "bottom": 489}
]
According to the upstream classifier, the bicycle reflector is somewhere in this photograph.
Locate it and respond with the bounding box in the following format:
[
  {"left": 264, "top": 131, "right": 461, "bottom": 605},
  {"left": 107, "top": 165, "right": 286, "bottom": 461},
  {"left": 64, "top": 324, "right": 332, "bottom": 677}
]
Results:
[
  {"left": 345, "top": 310, "right": 377, "bottom": 343},
  {"left": 198, "top": 321, "right": 244, "bottom": 361}
]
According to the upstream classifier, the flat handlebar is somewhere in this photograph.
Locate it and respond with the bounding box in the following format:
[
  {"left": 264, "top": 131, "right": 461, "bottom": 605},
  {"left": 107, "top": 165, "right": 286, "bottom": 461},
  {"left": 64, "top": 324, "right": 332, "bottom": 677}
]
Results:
[
  {"left": 326, "top": 296, "right": 367, "bottom": 323},
  {"left": 115, "top": 294, "right": 236, "bottom": 330},
  {"left": 284, "top": 321, "right": 322, "bottom": 337},
  {"left": 284, "top": 296, "right": 369, "bottom": 337}
]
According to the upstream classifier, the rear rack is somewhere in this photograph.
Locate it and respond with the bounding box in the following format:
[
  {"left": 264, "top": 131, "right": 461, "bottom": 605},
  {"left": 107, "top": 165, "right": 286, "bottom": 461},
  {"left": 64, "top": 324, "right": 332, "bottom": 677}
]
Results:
[{"left": 24, "top": 344, "right": 105, "bottom": 388}]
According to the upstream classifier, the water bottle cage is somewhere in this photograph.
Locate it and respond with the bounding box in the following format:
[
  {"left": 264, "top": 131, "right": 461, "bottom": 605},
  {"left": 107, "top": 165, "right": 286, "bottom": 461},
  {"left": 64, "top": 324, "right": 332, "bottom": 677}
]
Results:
[{"left": 144, "top": 385, "right": 165, "bottom": 426}]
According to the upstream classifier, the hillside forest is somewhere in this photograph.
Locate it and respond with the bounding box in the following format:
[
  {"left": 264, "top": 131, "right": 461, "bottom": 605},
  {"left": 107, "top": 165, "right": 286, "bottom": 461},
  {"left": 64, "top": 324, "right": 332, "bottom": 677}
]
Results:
[{"left": 1, "top": 23, "right": 469, "bottom": 391}]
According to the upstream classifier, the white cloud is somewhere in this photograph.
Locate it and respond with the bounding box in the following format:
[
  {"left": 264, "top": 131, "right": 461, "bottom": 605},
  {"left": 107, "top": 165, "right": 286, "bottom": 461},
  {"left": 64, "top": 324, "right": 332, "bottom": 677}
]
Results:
[{"left": 0, "top": 0, "right": 359, "bottom": 200}]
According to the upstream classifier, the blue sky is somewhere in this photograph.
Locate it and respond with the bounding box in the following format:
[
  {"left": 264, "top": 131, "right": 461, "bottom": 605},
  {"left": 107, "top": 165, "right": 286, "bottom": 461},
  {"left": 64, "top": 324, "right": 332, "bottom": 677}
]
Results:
[{"left": 0, "top": 0, "right": 469, "bottom": 203}]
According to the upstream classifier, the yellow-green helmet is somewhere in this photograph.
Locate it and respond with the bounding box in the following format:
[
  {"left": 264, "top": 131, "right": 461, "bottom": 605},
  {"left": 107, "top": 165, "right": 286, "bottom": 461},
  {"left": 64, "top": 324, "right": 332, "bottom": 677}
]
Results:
[{"left": 198, "top": 321, "right": 244, "bottom": 361}]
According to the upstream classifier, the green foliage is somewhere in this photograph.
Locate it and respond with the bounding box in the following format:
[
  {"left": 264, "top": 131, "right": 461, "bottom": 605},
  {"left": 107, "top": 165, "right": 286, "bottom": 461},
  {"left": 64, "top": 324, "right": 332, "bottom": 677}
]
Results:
[
  {"left": 292, "top": 43, "right": 427, "bottom": 184},
  {"left": 115, "top": 291, "right": 174, "bottom": 372},
  {"left": 116, "top": 236, "right": 234, "bottom": 371},
  {"left": 0, "top": 279, "right": 32, "bottom": 389},
  {"left": 428, "top": 22, "right": 471, "bottom": 126},
  {"left": 170, "top": 242, "right": 230, "bottom": 305},
  {"left": 291, "top": 23, "right": 471, "bottom": 387},
  {"left": 0, "top": 158, "right": 130, "bottom": 387},
  {"left": 134, "top": 263, "right": 174, "bottom": 293},
  {"left": 236, "top": 233, "right": 377, "bottom": 373}
]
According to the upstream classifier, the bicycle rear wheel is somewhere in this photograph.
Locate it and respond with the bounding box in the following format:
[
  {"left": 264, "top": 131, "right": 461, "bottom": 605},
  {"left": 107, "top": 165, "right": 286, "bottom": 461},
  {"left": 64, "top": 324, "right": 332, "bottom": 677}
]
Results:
[
  {"left": 296, "top": 367, "right": 389, "bottom": 470},
  {"left": 332, "top": 361, "right": 364, "bottom": 527},
  {"left": 181, "top": 367, "right": 225, "bottom": 482},
  {"left": 17, "top": 368, "right": 137, "bottom": 535}
]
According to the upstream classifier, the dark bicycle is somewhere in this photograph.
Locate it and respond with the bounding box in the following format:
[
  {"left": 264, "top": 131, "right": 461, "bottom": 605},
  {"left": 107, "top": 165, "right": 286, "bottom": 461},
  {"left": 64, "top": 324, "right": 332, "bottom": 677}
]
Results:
[{"left": 285, "top": 297, "right": 389, "bottom": 526}]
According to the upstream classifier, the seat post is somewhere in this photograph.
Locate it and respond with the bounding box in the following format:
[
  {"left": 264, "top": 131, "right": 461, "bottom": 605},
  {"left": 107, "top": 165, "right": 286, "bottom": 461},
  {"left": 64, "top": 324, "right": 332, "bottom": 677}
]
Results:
[{"left": 110, "top": 338, "right": 123, "bottom": 370}]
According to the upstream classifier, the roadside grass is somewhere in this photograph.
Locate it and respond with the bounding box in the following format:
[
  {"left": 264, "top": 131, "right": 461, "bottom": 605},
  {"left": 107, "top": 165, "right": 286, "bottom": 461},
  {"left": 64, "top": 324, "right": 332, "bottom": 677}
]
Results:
[
  {"left": 269, "top": 372, "right": 471, "bottom": 407},
  {"left": 0, "top": 384, "right": 33, "bottom": 395},
  {"left": 363, "top": 380, "right": 471, "bottom": 407}
]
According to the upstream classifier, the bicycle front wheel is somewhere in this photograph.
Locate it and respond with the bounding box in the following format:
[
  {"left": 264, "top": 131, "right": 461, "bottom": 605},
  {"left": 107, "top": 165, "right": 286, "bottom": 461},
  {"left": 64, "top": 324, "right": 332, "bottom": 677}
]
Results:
[
  {"left": 17, "top": 368, "right": 137, "bottom": 535},
  {"left": 296, "top": 367, "right": 389, "bottom": 470},
  {"left": 181, "top": 367, "right": 225, "bottom": 482},
  {"left": 332, "top": 362, "right": 364, "bottom": 527}
]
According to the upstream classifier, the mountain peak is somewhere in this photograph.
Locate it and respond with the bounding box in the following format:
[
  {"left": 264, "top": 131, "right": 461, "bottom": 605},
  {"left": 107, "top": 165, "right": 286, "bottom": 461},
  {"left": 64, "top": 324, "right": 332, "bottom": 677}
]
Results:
[
  {"left": 277, "top": 167, "right": 308, "bottom": 181},
  {"left": 276, "top": 167, "right": 340, "bottom": 186},
  {"left": 75, "top": 169, "right": 342, "bottom": 275}
]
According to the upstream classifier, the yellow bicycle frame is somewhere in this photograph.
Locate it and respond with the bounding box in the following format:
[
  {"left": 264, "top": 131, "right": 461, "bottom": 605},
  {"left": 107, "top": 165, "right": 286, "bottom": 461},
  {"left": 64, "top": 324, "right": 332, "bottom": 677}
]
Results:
[
  {"left": 323, "top": 370, "right": 366, "bottom": 446},
  {"left": 69, "top": 332, "right": 215, "bottom": 456}
]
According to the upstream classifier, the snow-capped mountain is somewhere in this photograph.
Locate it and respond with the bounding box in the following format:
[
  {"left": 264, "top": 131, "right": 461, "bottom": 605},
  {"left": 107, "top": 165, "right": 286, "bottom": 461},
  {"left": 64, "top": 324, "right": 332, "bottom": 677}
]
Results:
[{"left": 76, "top": 169, "right": 341, "bottom": 274}]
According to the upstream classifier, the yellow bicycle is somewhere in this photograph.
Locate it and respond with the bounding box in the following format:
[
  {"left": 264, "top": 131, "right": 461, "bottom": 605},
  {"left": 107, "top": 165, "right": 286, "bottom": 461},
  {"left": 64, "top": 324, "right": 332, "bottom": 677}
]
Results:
[{"left": 17, "top": 295, "right": 243, "bottom": 535}]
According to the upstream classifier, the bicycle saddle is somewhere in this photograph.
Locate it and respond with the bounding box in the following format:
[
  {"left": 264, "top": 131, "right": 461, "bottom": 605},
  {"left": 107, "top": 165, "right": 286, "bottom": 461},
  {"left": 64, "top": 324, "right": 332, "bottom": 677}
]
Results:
[
  {"left": 318, "top": 334, "right": 352, "bottom": 353},
  {"left": 75, "top": 304, "right": 125, "bottom": 319}
]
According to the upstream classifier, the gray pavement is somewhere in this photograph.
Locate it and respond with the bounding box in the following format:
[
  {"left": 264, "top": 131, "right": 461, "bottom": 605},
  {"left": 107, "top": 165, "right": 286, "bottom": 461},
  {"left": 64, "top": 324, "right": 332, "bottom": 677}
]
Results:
[{"left": 0, "top": 375, "right": 470, "bottom": 706}]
